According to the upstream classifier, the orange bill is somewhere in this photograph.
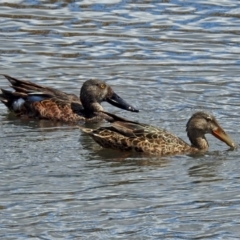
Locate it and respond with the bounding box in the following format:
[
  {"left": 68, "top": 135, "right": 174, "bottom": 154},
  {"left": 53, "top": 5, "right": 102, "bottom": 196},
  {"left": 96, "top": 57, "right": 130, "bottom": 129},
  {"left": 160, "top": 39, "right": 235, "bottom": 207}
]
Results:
[{"left": 212, "top": 127, "right": 236, "bottom": 148}]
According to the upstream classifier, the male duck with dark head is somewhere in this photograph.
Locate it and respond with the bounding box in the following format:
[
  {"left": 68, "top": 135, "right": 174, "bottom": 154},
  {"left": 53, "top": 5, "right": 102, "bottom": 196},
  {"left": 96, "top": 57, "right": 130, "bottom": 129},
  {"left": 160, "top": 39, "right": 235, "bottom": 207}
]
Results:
[
  {"left": 80, "top": 111, "right": 236, "bottom": 156},
  {"left": 0, "top": 75, "right": 139, "bottom": 122}
]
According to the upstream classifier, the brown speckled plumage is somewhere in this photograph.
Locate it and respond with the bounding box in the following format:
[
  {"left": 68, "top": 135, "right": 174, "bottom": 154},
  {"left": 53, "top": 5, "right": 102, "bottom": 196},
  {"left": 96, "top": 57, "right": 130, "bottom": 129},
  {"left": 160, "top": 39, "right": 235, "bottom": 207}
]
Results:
[
  {"left": 0, "top": 75, "right": 138, "bottom": 122},
  {"left": 80, "top": 111, "right": 235, "bottom": 156}
]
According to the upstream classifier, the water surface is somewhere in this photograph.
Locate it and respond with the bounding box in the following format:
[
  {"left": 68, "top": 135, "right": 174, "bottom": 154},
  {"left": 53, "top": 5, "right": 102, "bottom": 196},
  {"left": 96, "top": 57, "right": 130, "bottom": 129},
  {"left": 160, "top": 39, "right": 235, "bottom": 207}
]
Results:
[{"left": 1, "top": 0, "right": 240, "bottom": 239}]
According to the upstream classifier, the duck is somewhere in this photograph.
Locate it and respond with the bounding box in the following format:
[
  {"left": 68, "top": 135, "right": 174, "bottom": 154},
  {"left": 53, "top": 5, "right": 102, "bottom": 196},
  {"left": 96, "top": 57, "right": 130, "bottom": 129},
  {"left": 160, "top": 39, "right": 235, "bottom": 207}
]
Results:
[
  {"left": 0, "top": 75, "right": 139, "bottom": 122},
  {"left": 80, "top": 111, "right": 236, "bottom": 156}
]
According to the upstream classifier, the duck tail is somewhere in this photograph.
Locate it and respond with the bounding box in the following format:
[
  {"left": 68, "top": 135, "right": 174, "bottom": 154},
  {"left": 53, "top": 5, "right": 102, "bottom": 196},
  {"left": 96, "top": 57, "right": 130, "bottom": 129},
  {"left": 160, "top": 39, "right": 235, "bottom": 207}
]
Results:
[
  {"left": 78, "top": 126, "right": 94, "bottom": 134},
  {"left": 0, "top": 88, "right": 26, "bottom": 111},
  {"left": 100, "top": 111, "right": 138, "bottom": 124},
  {"left": 3, "top": 74, "right": 42, "bottom": 93}
]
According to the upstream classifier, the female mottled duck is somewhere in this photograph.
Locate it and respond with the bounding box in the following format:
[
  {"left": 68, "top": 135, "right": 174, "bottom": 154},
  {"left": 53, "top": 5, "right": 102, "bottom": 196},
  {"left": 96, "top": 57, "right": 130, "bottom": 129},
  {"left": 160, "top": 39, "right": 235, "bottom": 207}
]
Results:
[
  {"left": 80, "top": 111, "right": 236, "bottom": 156},
  {"left": 0, "top": 75, "right": 138, "bottom": 122}
]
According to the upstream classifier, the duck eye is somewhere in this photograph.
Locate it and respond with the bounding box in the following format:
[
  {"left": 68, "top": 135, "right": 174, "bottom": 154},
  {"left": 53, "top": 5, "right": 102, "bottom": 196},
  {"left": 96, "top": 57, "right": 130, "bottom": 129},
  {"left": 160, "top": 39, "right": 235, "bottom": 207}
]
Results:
[
  {"left": 99, "top": 83, "right": 106, "bottom": 89},
  {"left": 206, "top": 116, "right": 212, "bottom": 122}
]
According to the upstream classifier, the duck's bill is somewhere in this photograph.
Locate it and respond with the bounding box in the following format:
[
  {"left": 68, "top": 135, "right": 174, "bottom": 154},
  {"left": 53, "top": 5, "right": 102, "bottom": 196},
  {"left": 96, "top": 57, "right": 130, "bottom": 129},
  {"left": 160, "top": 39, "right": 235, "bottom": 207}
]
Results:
[
  {"left": 212, "top": 127, "right": 236, "bottom": 148},
  {"left": 106, "top": 92, "right": 139, "bottom": 112}
]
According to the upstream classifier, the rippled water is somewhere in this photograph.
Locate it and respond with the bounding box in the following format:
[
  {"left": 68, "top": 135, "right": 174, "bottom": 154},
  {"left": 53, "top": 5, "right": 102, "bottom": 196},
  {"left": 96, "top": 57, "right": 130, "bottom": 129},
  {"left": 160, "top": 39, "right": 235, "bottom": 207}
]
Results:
[{"left": 1, "top": 0, "right": 240, "bottom": 239}]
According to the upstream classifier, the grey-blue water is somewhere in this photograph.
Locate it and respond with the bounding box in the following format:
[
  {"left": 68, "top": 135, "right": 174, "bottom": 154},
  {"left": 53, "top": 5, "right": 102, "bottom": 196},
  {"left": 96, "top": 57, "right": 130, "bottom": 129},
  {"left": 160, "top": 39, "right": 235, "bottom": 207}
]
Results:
[{"left": 1, "top": 0, "right": 240, "bottom": 239}]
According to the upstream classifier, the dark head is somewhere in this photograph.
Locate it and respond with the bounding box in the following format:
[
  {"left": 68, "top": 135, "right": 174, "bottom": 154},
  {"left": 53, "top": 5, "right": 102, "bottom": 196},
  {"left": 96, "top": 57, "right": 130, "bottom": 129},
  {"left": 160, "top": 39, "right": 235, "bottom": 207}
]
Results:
[
  {"left": 186, "top": 111, "right": 235, "bottom": 149},
  {"left": 80, "top": 79, "right": 139, "bottom": 113}
]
